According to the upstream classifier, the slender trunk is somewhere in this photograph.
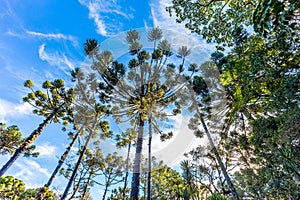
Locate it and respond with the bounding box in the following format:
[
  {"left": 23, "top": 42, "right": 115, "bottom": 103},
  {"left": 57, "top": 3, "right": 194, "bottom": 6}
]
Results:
[
  {"left": 147, "top": 117, "right": 152, "bottom": 200},
  {"left": 199, "top": 115, "right": 239, "bottom": 200},
  {"left": 130, "top": 118, "right": 144, "bottom": 200},
  {"left": 47, "top": 129, "right": 81, "bottom": 187},
  {"left": 102, "top": 173, "right": 111, "bottom": 200},
  {"left": 102, "top": 184, "right": 108, "bottom": 200},
  {"left": 81, "top": 167, "right": 93, "bottom": 200},
  {"left": 68, "top": 186, "right": 78, "bottom": 200},
  {"left": 122, "top": 142, "right": 131, "bottom": 200},
  {"left": 143, "top": 183, "right": 146, "bottom": 200},
  {"left": 0, "top": 112, "right": 55, "bottom": 176},
  {"left": 68, "top": 178, "right": 81, "bottom": 200},
  {"left": 68, "top": 167, "right": 90, "bottom": 200},
  {"left": 131, "top": 50, "right": 146, "bottom": 200},
  {"left": 37, "top": 129, "right": 81, "bottom": 199},
  {"left": 61, "top": 130, "right": 94, "bottom": 200}
]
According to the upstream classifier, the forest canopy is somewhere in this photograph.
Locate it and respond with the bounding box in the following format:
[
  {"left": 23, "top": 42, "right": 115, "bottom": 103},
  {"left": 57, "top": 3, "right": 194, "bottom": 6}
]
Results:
[{"left": 0, "top": 0, "right": 299, "bottom": 199}]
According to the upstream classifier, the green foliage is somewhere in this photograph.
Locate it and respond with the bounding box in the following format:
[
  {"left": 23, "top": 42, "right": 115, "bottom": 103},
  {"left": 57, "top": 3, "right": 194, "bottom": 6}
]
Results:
[
  {"left": 83, "top": 28, "right": 195, "bottom": 200},
  {"left": 92, "top": 152, "right": 124, "bottom": 200},
  {"left": 233, "top": 107, "right": 300, "bottom": 199},
  {"left": 84, "top": 38, "right": 99, "bottom": 58},
  {"left": 21, "top": 188, "right": 56, "bottom": 200},
  {"left": 167, "top": 0, "right": 299, "bottom": 47},
  {"left": 191, "top": 76, "right": 208, "bottom": 96},
  {"left": 0, "top": 123, "right": 22, "bottom": 155},
  {"left": 126, "top": 30, "right": 140, "bottom": 44},
  {"left": 150, "top": 165, "right": 186, "bottom": 199},
  {"left": 0, "top": 176, "right": 25, "bottom": 199},
  {"left": 0, "top": 78, "right": 74, "bottom": 175},
  {"left": 72, "top": 69, "right": 112, "bottom": 140},
  {"left": 0, "top": 176, "right": 56, "bottom": 200},
  {"left": 200, "top": 0, "right": 300, "bottom": 198},
  {"left": 24, "top": 80, "right": 34, "bottom": 88},
  {"left": 148, "top": 27, "right": 163, "bottom": 42},
  {"left": 135, "top": 158, "right": 188, "bottom": 199},
  {"left": 208, "top": 193, "right": 228, "bottom": 200},
  {"left": 214, "top": 29, "right": 299, "bottom": 133},
  {"left": 166, "top": 0, "right": 258, "bottom": 46},
  {"left": 23, "top": 79, "right": 74, "bottom": 125},
  {"left": 253, "top": 0, "right": 300, "bottom": 37},
  {"left": 115, "top": 128, "right": 137, "bottom": 148},
  {"left": 0, "top": 123, "right": 38, "bottom": 157},
  {"left": 86, "top": 27, "right": 193, "bottom": 128},
  {"left": 180, "top": 160, "right": 200, "bottom": 199},
  {"left": 108, "top": 187, "right": 130, "bottom": 200}
]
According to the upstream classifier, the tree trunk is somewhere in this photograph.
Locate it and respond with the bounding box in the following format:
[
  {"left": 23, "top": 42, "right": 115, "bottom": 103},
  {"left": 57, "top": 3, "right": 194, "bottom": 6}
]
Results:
[
  {"left": 130, "top": 118, "right": 144, "bottom": 200},
  {"left": 147, "top": 117, "right": 152, "bottom": 200},
  {"left": 143, "top": 183, "right": 146, "bottom": 200},
  {"left": 81, "top": 167, "right": 93, "bottom": 200},
  {"left": 0, "top": 112, "right": 55, "bottom": 176},
  {"left": 199, "top": 115, "right": 239, "bottom": 200},
  {"left": 122, "top": 142, "right": 131, "bottom": 200},
  {"left": 68, "top": 168, "right": 88, "bottom": 200},
  {"left": 37, "top": 128, "right": 81, "bottom": 199},
  {"left": 102, "top": 173, "right": 111, "bottom": 200},
  {"left": 61, "top": 130, "right": 93, "bottom": 200}
]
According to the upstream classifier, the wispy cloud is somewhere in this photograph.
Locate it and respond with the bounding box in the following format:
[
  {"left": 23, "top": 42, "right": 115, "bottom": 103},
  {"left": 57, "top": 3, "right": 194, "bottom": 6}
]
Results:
[
  {"left": 0, "top": 0, "right": 16, "bottom": 20},
  {"left": 149, "top": 0, "right": 216, "bottom": 54},
  {"left": 150, "top": 0, "right": 183, "bottom": 31},
  {"left": 25, "top": 30, "right": 78, "bottom": 46},
  {"left": 38, "top": 44, "right": 75, "bottom": 75},
  {"left": 78, "top": 0, "right": 133, "bottom": 36},
  {"left": 0, "top": 98, "right": 32, "bottom": 123},
  {"left": 6, "top": 29, "right": 78, "bottom": 46},
  {"left": 6, "top": 29, "right": 25, "bottom": 38},
  {"left": 35, "top": 143, "right": 58, "bottom": 158}
]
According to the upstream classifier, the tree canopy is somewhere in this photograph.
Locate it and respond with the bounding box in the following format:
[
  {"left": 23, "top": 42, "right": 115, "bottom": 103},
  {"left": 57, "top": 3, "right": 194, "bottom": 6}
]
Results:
[{"left": 0, "top": 1, "right": 299, "bottom": 199}]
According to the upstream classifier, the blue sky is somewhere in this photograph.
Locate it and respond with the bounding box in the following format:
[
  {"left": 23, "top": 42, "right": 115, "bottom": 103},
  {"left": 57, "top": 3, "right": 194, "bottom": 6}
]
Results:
[{"left": 0, "top": 0, "right": 217, "bottom": 197}]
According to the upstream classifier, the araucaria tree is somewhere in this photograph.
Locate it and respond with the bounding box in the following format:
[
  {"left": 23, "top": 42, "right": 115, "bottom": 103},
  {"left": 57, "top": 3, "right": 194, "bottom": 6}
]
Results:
[
  {"left": 0, "top": 123, "right": 38, "bottom": 157},
  {"left": 60, "top": 68, "right": 112, "bottom": 200},
  {"left": 84, "top": 27, "right": 197, "bottom": 199},
  {"left": 0, "top": 79, "right": 74, "bottom": 176},
  {"left": 115, "top": 128, "right": 137, "bottom": 200},
  {"left": 95, "top": 152, "right": 124, "bottom": 200},
  {"left": 36, "top": 126, "right": 83, "bottom": 199}
]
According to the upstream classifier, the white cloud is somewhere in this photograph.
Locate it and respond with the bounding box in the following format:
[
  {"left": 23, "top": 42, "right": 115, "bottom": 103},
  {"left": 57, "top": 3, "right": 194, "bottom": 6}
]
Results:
[
  {"left": 15, "top": 103, "right": 32, "bottom": 115},
  {"left": 0, "top": 98, "right": 32, "bottom": 123},
  {"left": 149, "top": 0, "right": 216, "bottom": 55},
  {"left": 0, "top": 155, "right": 51, "bottom": 188},
  {"left": 138, "top": 112, "right": 222, "bottom": 168},
  {"left": 25, "top": 30, "right": 78, "bottom": 46},
  {"left": 6, "top": 29, "right": 78, "bottom": 46},
  {"left": 78, "top": 0, "right": 133, "bottom": 36},
  {"left": 38, "top": 44, "right": 75, "bottom": 75},
  {"left": 146, "top": 114, "right": 207, "bottom": 167},
  {"left": 150, "top": 0, "right": 193, "bottom": 34},
  {"left": 6, "top": 29, "right": 25, "bottom": 38},
  {"left": 35, "top": 143, "right": 57, "bottom": 158},
  {"left": 14, "top": 159, "right": 51, "bottom": 184},
  {"left": 0, "top": 0, "right": 16, "bottom": 20},
  {"left": 150, "top": 0, "right": 180, "bottom": 30}
]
